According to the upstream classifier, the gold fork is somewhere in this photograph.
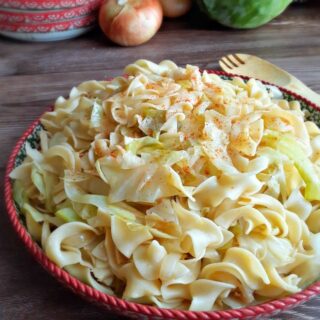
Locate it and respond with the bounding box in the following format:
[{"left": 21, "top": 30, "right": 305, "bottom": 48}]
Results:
[{"left": 219, "top": 53, "right": 320, "bottom": 106}]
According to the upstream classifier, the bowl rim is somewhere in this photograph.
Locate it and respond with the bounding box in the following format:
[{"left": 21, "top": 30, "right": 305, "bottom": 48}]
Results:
[{"left": 4, "top": 70, "right": 320, "bottom": 320}]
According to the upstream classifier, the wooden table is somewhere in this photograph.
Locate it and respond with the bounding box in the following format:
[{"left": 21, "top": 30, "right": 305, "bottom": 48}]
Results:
[{"left": 0, "top": 2, "right": 320, "bottom": 319}]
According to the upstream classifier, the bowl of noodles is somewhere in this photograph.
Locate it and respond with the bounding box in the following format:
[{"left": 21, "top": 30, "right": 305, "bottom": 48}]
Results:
[{"left": 5, "top": 60, "right": 320, "bottom": 319}]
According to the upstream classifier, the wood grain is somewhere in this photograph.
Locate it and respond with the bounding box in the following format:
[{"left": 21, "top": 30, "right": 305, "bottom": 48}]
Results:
[{"left": 0, "top": 2, "right": 320, "bottom": 319}]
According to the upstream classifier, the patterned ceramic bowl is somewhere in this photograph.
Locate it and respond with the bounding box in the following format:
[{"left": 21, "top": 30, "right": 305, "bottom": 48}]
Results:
[
  {"left": 0, "top": 13, "right": 96, "bottom": 32},
  {"left": 0, "top": 0, "right": 101, "bottom": 10},
  {"left": 4, "top": 72, "right": 320, "bottom": 320},
  {"left": 0, "top": 2, "right": 101, "bottom": 23}
]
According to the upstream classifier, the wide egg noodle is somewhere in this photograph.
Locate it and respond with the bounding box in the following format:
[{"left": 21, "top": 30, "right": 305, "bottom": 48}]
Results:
[{"left": 10, "top": 59, "right": 320, "bottom": 310}]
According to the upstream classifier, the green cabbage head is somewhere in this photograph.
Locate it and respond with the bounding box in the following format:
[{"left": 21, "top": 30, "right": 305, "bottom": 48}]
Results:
[{"left": 197, "top": 0, "right": 293, "bottom": 29}]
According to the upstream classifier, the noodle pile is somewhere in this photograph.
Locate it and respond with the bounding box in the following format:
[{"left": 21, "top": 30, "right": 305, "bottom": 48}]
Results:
[{"left": 10, "top": 60, "right": 320, "bottom": 310}]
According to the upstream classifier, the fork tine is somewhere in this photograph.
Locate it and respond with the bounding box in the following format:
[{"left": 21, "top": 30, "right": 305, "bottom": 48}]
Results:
[
  {"left": 220, "top": 57, "right": 234, "bottom": 70},
  {"left": 219, "top": 59, "right": 232, "bottom": 71},
  {"left": 234, "top": 54, "right": 245, "bottom": 64},
  {"left": 219, "top": 60, "right": 229, "bottom": 72},
  {"left": 227, "top": 54, "right": 241, "bottom": 67}
]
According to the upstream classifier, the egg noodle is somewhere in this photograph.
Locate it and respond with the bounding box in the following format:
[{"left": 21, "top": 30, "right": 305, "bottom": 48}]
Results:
[{"left": 10, "top": 60, "right": 320, "bottom": 310}]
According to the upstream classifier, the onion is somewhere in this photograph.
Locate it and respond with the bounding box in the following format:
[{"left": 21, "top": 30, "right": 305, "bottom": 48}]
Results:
[
  {"left": 160, "top": 0, "right": 192, "bottom": 18},
  {"left": 99, "top": 0, "right": 163, "bottom": 47}
]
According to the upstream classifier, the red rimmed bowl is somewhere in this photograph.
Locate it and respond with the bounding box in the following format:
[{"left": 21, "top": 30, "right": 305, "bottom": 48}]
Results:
[
  {"left": 0, "top": 13, "right": 96, "bottom": 32},
  {"left": 0, "top": 0, "right": 101, "bottom": 10},
  {"left": 4, "top": 71, "right": 320, "bottom": 320},
  {"left": 0, "top": 2, "right": 101, "bottom": 23}
]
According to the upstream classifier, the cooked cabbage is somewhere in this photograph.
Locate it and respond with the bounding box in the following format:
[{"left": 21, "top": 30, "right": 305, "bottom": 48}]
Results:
[{"left": 10, "top": 59, "right": 320, "bottom": 311}]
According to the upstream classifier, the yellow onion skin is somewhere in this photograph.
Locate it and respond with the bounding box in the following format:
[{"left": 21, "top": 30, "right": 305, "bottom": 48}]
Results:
[
  {"left": 160, "top": 0, "right": 192, "bottom": 18},
  {"left": 99, "top": 0, "right": 163, "bottom": 47}
]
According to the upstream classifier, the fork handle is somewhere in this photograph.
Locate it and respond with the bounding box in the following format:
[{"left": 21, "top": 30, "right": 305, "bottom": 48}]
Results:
[{"left": 286, "top": 79, "right": 320, "bottom": 107}]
